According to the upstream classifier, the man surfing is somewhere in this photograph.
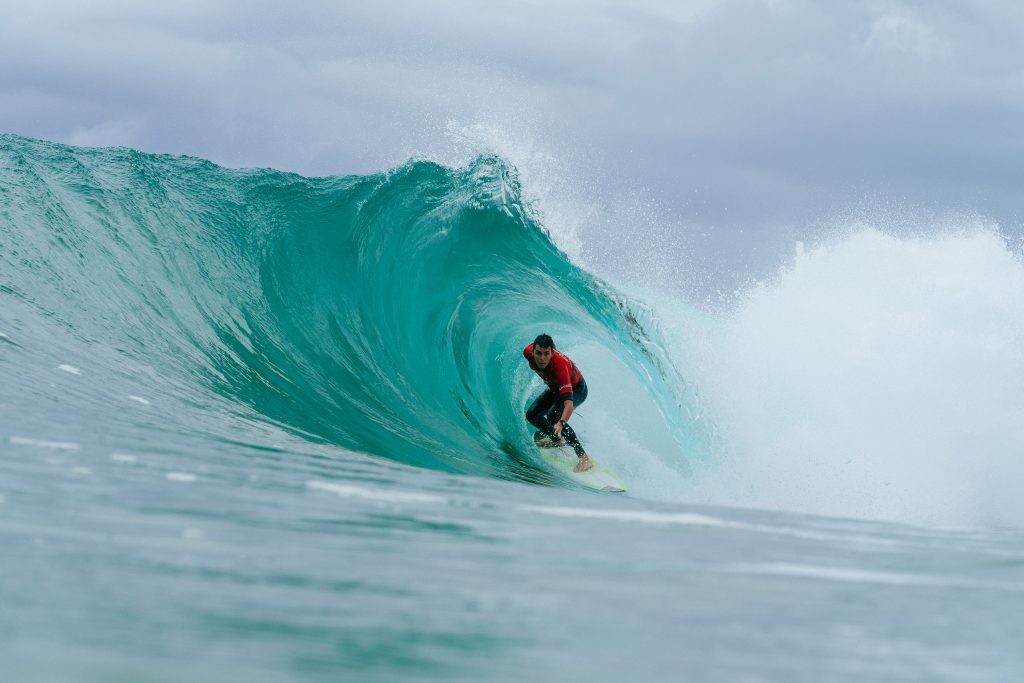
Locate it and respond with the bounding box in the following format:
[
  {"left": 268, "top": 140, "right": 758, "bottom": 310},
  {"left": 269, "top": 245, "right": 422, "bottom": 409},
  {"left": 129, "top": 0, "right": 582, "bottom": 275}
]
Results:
[{"left": 523, "top": 334, "right": 593, "bottom": 472}]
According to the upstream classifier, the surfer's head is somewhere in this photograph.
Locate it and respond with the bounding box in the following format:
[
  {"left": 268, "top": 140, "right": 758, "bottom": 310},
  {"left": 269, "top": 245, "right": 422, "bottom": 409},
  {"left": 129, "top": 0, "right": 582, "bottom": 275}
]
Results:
[{"left": 532, "top": 334, "right": 555, "bottom": 368}]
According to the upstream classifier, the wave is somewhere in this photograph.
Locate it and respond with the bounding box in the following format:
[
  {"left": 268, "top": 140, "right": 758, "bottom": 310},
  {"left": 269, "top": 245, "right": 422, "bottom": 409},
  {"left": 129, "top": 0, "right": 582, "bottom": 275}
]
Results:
[{"left": 0, "top": 134, "right": 709, "bottom": 484}]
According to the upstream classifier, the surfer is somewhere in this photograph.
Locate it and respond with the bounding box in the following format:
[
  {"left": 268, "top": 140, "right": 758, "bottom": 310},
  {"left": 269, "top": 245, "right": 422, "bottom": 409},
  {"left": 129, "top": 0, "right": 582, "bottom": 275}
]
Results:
[{"left": 523, "top": 334, "right": 593, "bottom": 472}]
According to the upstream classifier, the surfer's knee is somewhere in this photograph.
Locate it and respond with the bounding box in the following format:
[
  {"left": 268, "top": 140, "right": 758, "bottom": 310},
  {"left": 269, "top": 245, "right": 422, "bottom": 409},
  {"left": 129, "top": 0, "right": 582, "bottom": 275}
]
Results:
[{"left": 525, "top": 407, "right": 544, "bottom": 427}]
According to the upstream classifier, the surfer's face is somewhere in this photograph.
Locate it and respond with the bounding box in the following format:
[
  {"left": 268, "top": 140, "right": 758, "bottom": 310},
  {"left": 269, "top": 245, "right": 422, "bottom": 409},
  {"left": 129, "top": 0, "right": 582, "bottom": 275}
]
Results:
[{"left": 532, "top": 345, "right": 553, "bottom": 368}]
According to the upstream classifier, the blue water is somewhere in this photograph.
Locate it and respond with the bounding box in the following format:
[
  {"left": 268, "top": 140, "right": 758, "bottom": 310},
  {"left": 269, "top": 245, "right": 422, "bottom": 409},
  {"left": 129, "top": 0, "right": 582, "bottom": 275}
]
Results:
[{"left": 2, "top": 134, "right": 1022, "bottom": 681}]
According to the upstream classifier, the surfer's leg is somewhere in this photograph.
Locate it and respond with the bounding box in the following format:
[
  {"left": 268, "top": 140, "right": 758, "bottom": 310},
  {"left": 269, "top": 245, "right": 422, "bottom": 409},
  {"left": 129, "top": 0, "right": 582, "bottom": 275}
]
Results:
[
  {"left": 555, "top": 419, "right": 591, "bottom": 471},
  {"left": 559, "top": 423, "right": 586, "bottom": 457},
  {"left": 526, "top": 390, "right": 559, "bottom": 437},
  {"left": 539, "top": 403, "right": 572, "bottom": 450},
  {"left": 542, "top": 401, "right": 567, "bottom": 442},
  {"left": 548, "top": 381, "right": 587, "bottom": 449}
]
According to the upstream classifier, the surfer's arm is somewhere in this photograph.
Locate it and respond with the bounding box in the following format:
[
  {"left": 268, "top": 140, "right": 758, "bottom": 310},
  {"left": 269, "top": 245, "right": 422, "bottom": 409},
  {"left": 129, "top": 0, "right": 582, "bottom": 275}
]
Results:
[
  {"left": 552, "top": 396, "right": 574, "bottom": 439},
  {"left": 553, "top": 360, "right": 575, "bottom": 429},
  {"left": 559, "top": 397, "right": 574, "bottom": 423}
]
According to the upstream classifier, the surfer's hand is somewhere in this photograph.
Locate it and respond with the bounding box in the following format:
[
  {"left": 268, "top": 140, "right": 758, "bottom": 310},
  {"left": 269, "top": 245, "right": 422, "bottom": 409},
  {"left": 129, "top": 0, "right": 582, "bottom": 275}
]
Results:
[
  {"left": 574, "top": 454, "right": 592, "bottom": 472},
  {"left": 552, "top": 421, "right": 563, "bottom": 439}
]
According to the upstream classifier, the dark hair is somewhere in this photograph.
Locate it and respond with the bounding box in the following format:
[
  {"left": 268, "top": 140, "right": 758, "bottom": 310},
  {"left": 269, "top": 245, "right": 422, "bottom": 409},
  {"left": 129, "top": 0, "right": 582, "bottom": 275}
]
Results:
[{"left": 533, "top": 333, "right": 555, "bottom": 349}]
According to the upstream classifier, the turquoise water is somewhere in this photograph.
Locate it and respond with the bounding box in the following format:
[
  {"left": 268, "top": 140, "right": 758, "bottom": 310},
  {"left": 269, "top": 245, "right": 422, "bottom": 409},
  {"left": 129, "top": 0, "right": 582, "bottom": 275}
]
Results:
[{"left": 2, "top": 134, "right": 1023, "bottom": 681}]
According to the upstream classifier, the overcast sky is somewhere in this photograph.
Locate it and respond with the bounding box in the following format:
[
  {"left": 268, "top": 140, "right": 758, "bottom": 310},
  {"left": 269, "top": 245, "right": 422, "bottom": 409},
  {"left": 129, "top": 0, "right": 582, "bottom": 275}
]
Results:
[{"left": 3, "top": 0, "right": 1023, "bottom": 291}]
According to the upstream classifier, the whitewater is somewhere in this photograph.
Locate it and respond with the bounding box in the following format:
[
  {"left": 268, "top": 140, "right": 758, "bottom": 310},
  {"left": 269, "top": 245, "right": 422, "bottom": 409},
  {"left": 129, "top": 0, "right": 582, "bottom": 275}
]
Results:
[{"left": 2, "top": 134, "right": 1023, "bottom": 682}]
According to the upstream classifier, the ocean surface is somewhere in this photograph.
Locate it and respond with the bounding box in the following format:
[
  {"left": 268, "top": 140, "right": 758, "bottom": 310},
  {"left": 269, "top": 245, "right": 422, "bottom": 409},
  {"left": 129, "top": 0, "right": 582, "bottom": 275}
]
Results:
[{"left": 2, "top": 134, "right": 1022, "bottom": 682}]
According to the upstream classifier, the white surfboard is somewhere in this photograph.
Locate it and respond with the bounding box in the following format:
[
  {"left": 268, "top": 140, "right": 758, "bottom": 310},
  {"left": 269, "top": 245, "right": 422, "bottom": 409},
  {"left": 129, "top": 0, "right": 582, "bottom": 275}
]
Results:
[{"left": 537, "top": 444, "right": 626, "bottom": 493}]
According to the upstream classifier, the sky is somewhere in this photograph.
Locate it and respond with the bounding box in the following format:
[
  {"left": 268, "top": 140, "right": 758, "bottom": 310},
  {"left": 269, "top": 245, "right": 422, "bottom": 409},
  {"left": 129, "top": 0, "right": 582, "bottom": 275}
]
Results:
[{"left": 3, "top": 0, "right": 1023, "bottom": 293}]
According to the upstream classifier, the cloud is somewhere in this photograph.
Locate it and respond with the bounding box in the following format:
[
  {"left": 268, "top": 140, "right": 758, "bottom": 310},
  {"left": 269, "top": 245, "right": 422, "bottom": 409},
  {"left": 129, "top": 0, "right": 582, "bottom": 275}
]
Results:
[
  {"left": 2, "top": 0, "right": 1023, "bottom": 287},
  {"left": 864, "top": 7, "right": 948, "bottom": 61}
]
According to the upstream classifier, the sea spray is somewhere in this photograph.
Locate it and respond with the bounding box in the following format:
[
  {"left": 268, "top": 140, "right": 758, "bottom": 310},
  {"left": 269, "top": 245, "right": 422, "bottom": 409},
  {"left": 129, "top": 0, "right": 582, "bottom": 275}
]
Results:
[{"left": 676, "top": 227, "right": 1024, "bottom": 526}]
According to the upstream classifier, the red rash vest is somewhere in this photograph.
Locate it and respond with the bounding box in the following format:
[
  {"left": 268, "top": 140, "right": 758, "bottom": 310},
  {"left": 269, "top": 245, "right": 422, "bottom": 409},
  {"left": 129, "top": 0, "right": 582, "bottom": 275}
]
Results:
[{"left": 524, "top": 343, "right": 584, "bottom": 397}]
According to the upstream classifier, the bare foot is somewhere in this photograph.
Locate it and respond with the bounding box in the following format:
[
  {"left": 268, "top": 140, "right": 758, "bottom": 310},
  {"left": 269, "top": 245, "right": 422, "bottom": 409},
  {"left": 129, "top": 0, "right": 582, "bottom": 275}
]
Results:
[{"left": 574, "top": 454, "right": 593, "bottom": 472}]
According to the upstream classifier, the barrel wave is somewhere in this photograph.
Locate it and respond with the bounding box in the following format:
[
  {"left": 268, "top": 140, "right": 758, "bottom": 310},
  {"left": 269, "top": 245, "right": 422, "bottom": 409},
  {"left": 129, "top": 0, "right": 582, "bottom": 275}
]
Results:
[{"left": 0, "top": 134, "right": 706, "bottom": 485}]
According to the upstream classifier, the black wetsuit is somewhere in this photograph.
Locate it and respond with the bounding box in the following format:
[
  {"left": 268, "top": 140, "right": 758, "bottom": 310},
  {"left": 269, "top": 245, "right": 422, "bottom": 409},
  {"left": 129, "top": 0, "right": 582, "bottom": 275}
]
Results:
[{"left": 526, "top": 378, "right": 588, "bottom": 456}]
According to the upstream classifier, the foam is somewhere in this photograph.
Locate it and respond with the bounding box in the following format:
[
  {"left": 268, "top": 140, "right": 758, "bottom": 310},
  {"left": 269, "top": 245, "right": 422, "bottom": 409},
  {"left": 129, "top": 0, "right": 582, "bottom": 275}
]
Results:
[
  {"left": 442, "top": 121, "right": 588, "bottom": 261},
  {"left": 519, "top": 504, "right": 733, "bottom": 528},
  {"left": 9, "top": 436, "right": 80, "bottom": 451},
  {"left": 306, "top": 480, "right": 445, "bottom": 504},
  {"left": 56, "top": 364, "right": 81, "bottom": 375},
  {"left": 669, "top": 226, "right": 1024, "bottom": 527},
  {"left": 729, "top": 562, "right": 1023, "bottom": 592}
]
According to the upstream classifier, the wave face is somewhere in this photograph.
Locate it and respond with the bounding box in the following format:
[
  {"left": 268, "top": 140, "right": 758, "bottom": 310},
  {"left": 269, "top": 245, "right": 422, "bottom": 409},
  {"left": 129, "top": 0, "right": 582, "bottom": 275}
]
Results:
[{"left": 0, "top": 134, "right": 707, "bottom": 482}]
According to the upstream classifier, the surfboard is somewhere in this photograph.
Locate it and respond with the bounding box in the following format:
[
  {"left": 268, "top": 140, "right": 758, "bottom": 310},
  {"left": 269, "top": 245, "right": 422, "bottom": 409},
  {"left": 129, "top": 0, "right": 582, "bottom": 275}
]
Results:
[{"left": 536, "top": 444, "right": 626, "bottom": 493}]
